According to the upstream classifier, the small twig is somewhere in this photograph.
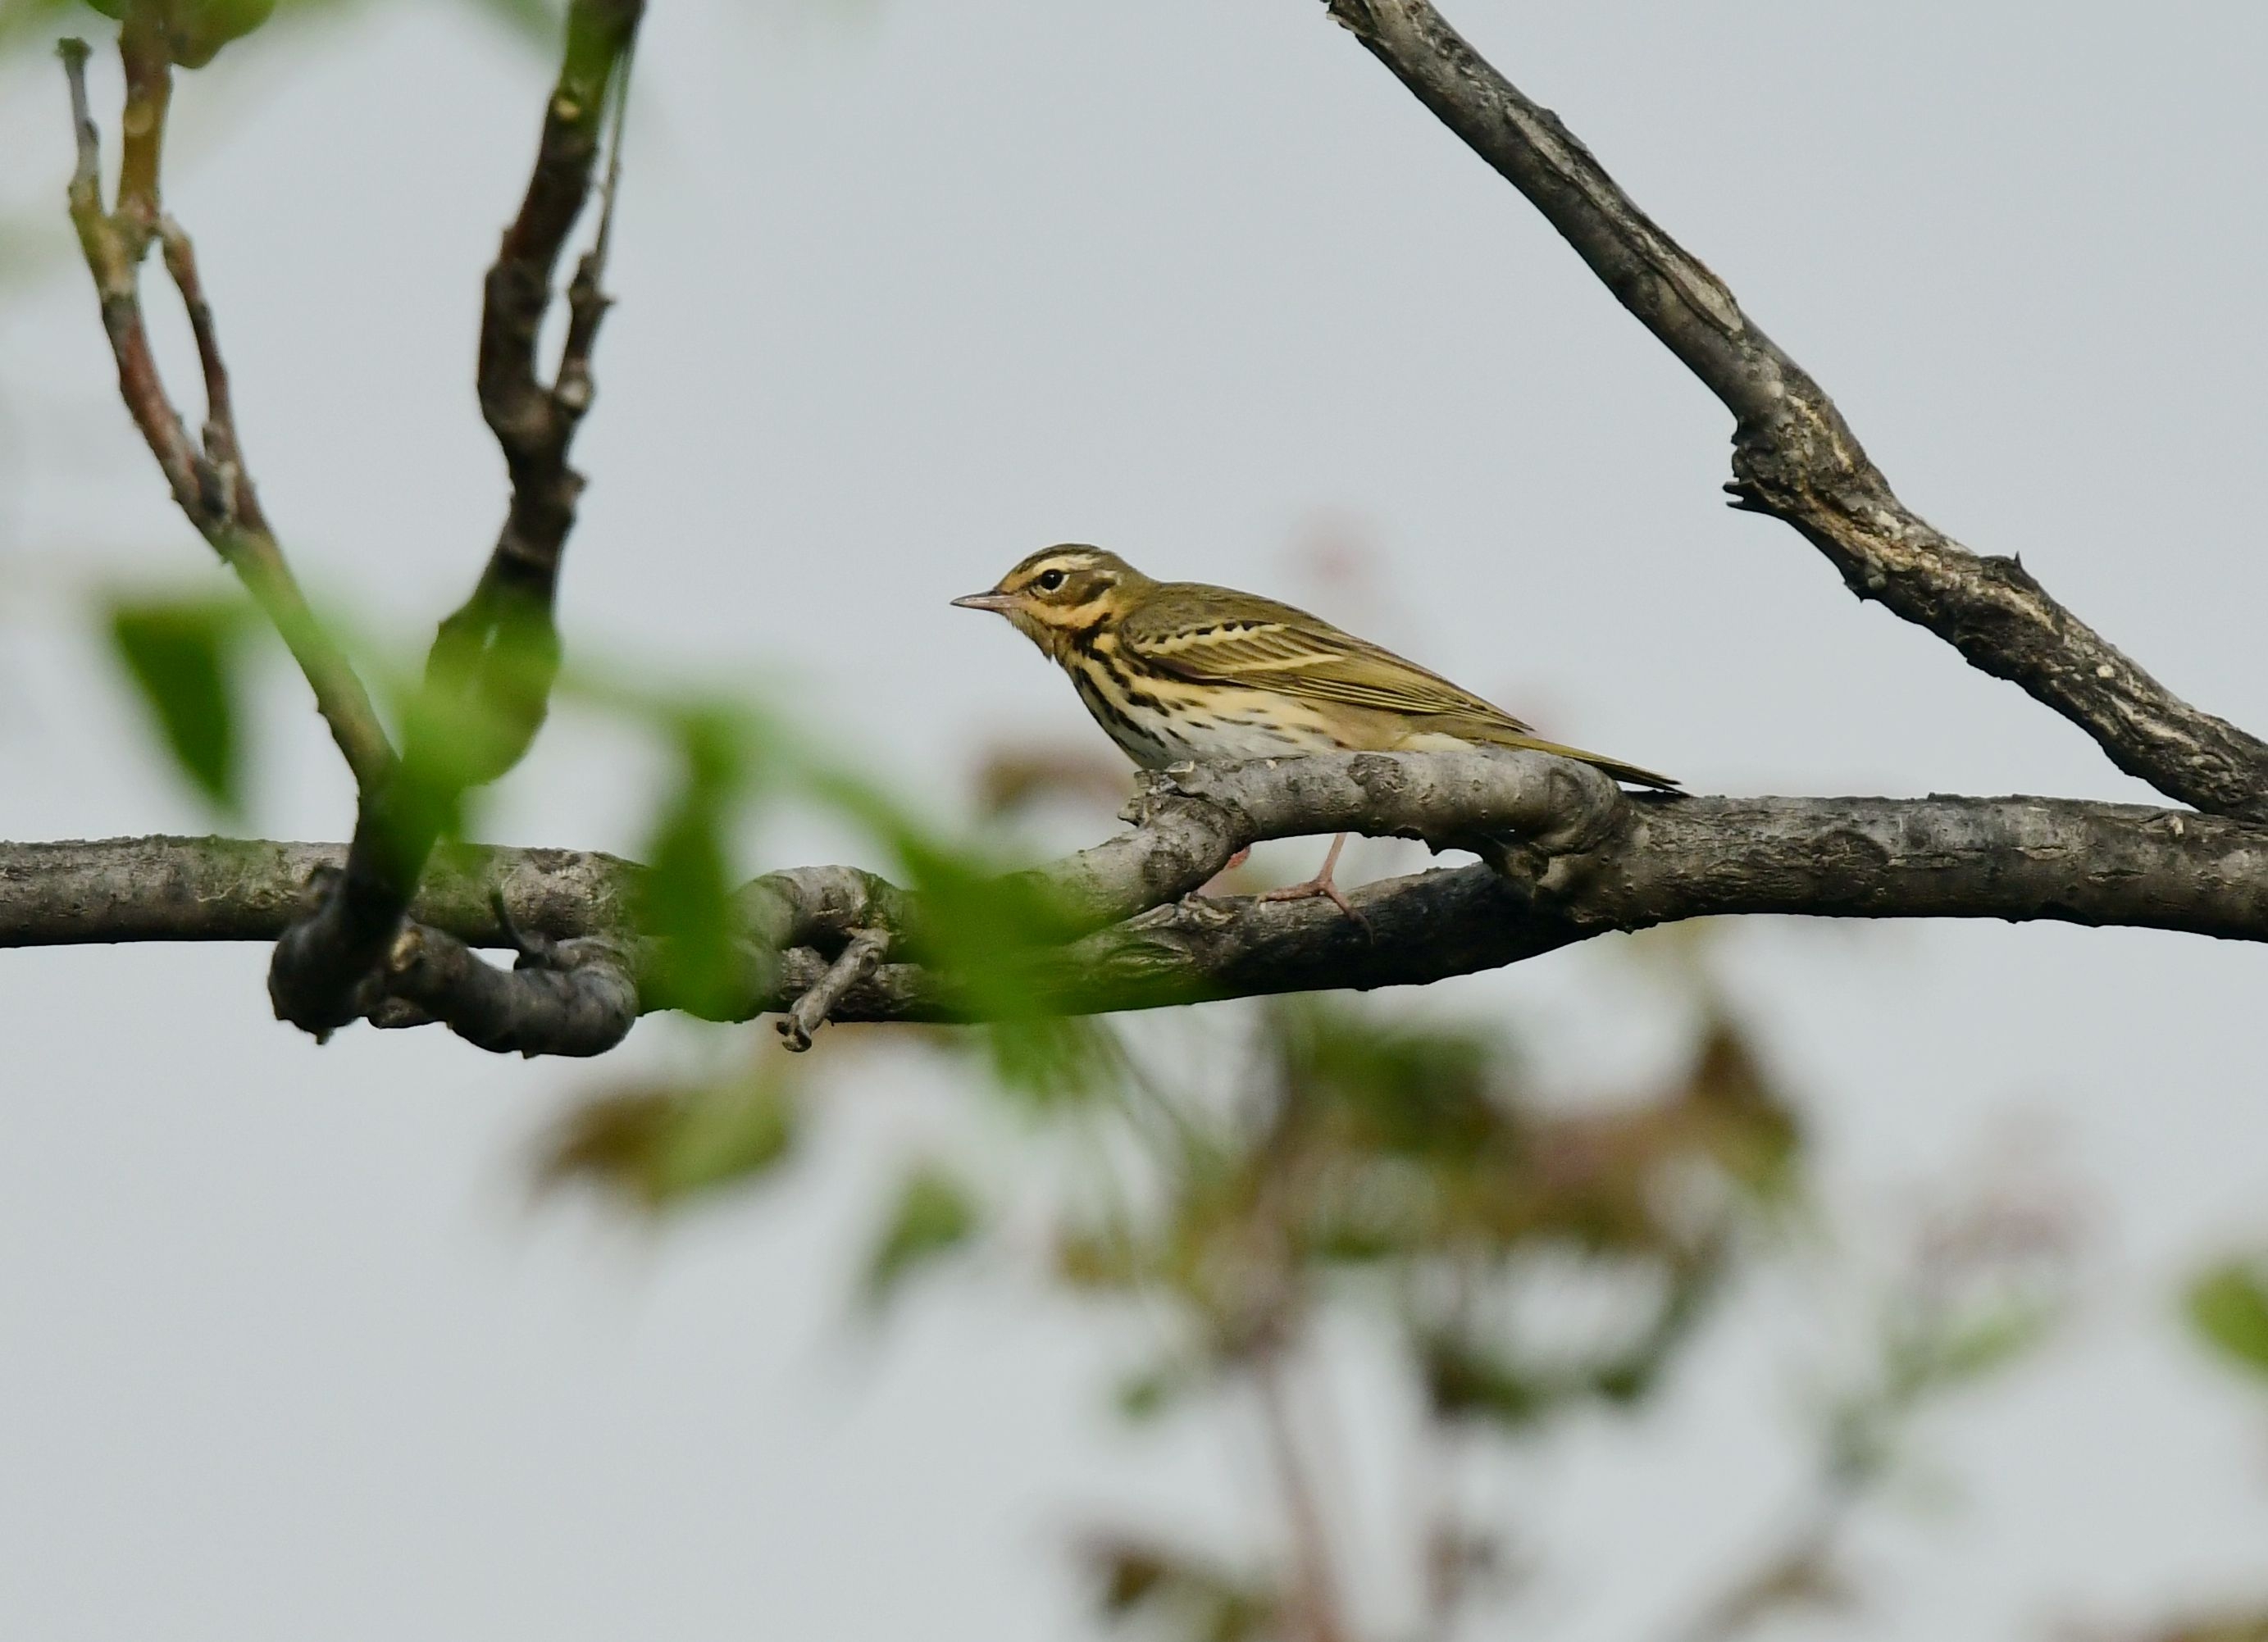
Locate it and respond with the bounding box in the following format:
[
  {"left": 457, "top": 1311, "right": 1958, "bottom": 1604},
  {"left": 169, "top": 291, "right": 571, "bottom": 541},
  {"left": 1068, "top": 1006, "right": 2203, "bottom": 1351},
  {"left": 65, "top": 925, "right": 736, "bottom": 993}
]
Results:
[
  {"left": 114, "top": 10, "right": 170, "bottom": 234},
  {"left": 776, "top": 927, "right": 889, "bottom": 1051},
  {"left": 59, "top": 40, "right": 198, "bottom": 506},
  {"left": 157, "top": 221, "right": 248, "bottom": 510},
  {"left": 557, "top": 30, "right": 633, "bottom": 416},
  {"left": 53, "top": 35, "right": 396, "bottom": 794},
  {"left": 59, "top": 39, "right": 102, "bottom": 211}
]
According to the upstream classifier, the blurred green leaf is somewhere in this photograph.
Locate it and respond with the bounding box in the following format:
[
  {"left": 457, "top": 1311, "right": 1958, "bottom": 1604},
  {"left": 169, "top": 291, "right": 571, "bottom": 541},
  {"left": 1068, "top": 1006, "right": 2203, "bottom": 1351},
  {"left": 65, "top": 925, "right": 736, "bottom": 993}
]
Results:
[
  {"left": 1273, "top": 995, "right": 1506, "bottom": 1160},
  {"left": 1928, "top": 1299, "right": 2058, "bottom": 1387},
  {"left": 1417, "top": 1330, "right": 1551, "bottom": 1430},
  {"left": 863, "top": 1162, "right": 981, "bottom": 1308},
  {"left": 981, "top": 1014, "right": 1125, "bottom": 1109},
  {"left": 535, "top": 1064, "right": 799, "bottom": 1212},
  {"left": 107, "top": 594, "right": 250, "bottom": 815},
  {"left": 0, "top": 0, "right": 89, "bottom": 52},
  {"left": 1, "top": 0, "right": 559, "bottom": 65},
  {"left": 70, "top": 0, "right": 276, "bottom": 66},
  {"left": 1592, "top": 1263, "right": 1721, "bottom": 1406},
  {"left": 636, "top": 708, "right": 763, "bottom": 1020},
  {"left": 1086, "top": 1535, "right": 1276, "bottom": 1642},
  {"left": 811, "top": 759, "right": 1089, "bottom": 1029},
  {"left": 1056, "top": 1218, "right": 1150, "bottom": 1293},
  {"left": 2188, "top": 1260, "right": 2268, "bottom": 1382},
  {"left": 409, "top": 593, "right": 562, "bottom": 795},
  {"left": 1683, "top": 1021, "right": 1805, "bottom": 1197},
  {"left": 1114, "top": 1360, "right": 1196, "bottom": 1424}
]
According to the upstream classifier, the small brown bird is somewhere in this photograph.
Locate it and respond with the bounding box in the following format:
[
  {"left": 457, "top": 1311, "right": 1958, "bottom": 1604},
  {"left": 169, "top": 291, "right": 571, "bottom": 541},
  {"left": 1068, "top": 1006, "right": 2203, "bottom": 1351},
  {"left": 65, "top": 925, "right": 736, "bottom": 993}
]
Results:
[{"left": 954, "top": 545, "right": 1676, "bottom": 912}]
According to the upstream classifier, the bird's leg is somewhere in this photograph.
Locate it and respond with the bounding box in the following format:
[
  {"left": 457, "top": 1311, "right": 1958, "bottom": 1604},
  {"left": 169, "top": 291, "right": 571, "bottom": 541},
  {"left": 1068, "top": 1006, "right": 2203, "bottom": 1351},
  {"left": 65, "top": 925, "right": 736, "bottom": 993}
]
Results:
[
  {"left": 1191, "top": 845, "right": 1252, "bottom": 900},
  {"left": 1258, "top": 833, "right": 1360, "bottom": 922}
]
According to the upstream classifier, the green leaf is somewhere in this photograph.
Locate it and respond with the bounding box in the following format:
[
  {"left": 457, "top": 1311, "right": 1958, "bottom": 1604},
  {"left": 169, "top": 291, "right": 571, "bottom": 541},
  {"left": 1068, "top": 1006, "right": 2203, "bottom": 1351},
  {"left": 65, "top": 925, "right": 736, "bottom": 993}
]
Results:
[
  {"left": 2188, "top": 1261, "right": 2268, "bottom": 1382},
  {"left": 636, "top": 710, "right": 757, "bottom": 1019},
  {"left": 981, "top": 1015, "right": 1125, "bottom": 1108},
  {"left": 862, "top": 1163, "right": 981, "bottom": 1308},
  {"left": 0, "top": 0, "right": 80, "bottom": 53},
  {"left": 810, "top": 760, "right": 1087, "bottom": 1028},
  {"left": 107, "top": 595, "right": 249, "bottom": 815},
  {"left": 535, "top": 1066, "right": 799, "bottom": 1212},
  {"left": 649, "top": 1070, "right": 798, "bottom": 1202},
  {"left": 1084, "top": 1536, "right": 1277, "bottom": 1641},
  {"left": 1114, "top": 1361, "right": 1194, "bottom": 1423},
  {"left": 1416, "top": 1330, "right": 1552, "bottom": 1429},
  {"left": 1928, "top": 1299, "right": 2057, "bottom": 1387},
  {"left": 412, "top": 589, "right": 562, "bottom": 792}
]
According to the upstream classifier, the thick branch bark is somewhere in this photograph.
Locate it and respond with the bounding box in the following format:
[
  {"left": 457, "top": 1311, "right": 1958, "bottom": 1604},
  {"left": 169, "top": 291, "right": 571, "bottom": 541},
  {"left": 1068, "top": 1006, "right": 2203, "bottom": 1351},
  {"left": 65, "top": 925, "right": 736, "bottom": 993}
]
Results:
[
  {"left": 1323, "top": 0, "right": 2268, "bottom": 822},
  {"left": 8, "top": 754, "right": 2264, "bottom": 1046}
]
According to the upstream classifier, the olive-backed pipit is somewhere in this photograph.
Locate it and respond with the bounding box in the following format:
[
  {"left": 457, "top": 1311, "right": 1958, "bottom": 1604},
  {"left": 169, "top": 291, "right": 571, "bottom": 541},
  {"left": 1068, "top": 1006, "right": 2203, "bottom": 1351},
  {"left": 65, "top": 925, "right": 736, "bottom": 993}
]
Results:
[{"left": 953, "top": 544, "right": 1676, "bottom": 912}]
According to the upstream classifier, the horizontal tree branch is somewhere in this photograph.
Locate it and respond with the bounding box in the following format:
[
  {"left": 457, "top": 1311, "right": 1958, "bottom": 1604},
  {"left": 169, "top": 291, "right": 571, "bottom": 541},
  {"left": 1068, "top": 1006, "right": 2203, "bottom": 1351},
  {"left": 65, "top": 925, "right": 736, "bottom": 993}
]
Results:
[
  {"left": 6, "top": 753, "right": 2263, "bottom": 1047},
  {"left": 1323, "top": 0, "right": 2268, "bottom": 822}
]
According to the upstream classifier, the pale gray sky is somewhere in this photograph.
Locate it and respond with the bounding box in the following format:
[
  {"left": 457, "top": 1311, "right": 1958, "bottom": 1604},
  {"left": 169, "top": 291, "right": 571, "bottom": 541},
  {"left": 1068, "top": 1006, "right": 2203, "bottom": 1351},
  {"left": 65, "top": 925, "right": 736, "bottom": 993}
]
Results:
[{"left": 3, "top": 2, "right": 2266, "bottom": 1637}]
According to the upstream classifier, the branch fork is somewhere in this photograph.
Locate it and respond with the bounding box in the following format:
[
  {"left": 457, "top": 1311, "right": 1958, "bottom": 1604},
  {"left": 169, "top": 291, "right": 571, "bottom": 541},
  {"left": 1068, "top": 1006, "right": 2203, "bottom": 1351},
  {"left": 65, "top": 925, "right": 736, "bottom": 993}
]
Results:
[{"left": 777, "top": 929, "right": 891, "bottom": 1052}]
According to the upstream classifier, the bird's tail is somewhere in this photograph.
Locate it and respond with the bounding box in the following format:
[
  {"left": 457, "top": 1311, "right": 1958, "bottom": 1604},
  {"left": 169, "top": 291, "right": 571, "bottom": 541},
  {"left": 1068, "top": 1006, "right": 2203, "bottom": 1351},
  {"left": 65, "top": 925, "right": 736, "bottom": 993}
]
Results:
[{"left": 1489, "top": 733, "right": 1680, "bottom": 792}]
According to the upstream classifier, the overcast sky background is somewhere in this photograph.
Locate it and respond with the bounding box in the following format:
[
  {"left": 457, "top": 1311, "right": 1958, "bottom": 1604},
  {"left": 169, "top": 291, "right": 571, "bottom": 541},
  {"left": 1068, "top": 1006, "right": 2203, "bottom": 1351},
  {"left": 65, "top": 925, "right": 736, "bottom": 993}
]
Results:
[{"left": 3, "top": 1, "right": 2268, "bottom": 1636}]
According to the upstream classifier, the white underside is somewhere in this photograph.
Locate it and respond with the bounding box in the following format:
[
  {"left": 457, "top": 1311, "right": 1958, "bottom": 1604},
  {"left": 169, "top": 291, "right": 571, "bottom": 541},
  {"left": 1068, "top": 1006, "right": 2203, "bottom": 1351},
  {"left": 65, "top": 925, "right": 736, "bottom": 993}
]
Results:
[{"left": 1127, "top": 712, "right": 1341, "bottom": 766}]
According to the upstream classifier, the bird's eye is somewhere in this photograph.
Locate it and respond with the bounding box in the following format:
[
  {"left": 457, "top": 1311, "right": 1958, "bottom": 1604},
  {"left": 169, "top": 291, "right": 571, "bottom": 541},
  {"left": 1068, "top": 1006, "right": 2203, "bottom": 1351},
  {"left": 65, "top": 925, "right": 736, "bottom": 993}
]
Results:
[{"left": 1035, "top": 569, "right": 1068, "bottom": 593}]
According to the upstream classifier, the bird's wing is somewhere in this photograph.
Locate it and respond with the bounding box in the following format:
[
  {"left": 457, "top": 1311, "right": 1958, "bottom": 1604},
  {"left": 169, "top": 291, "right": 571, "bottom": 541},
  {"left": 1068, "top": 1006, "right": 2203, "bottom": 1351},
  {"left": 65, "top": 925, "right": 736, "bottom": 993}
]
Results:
[{"left": 1121, "top": 586, "right": 1533, "bottom": 733}]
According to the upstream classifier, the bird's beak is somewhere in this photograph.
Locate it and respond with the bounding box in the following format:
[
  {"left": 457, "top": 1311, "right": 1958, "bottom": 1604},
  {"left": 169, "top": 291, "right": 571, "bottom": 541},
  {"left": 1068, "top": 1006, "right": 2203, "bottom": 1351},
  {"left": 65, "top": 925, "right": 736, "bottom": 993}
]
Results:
[{"left": 951, "top": 590, "right": 1015, "bottom": 613}]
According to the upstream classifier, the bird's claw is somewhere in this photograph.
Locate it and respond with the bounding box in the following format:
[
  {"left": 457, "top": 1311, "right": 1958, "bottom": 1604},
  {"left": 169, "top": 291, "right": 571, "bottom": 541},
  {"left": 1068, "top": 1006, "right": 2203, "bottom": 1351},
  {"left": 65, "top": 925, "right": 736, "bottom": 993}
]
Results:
[
  {"left": 1257, "top": 873, "right": 1364, "bottom": 927},
  {"left": 1255, "top": 833, "right": 1365, "bottom": 930}
]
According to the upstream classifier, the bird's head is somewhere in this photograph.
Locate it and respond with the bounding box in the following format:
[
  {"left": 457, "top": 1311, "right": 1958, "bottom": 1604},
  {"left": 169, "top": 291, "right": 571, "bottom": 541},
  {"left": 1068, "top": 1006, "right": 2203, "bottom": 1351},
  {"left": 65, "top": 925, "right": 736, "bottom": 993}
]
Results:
[{"left": 952, "top": 544, "right": 1151, "bottom": 656}]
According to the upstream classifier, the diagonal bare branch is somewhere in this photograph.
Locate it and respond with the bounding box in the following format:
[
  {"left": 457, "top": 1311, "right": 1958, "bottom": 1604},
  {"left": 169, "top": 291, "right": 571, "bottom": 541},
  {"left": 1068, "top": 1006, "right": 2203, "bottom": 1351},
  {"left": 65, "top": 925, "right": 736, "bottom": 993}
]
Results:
[
  {"left": 1322, "top": 0, "right": 2268, "bottom": 822},
  {"left": 266, "top": 0, "right": 644, "bottom": 1039}
]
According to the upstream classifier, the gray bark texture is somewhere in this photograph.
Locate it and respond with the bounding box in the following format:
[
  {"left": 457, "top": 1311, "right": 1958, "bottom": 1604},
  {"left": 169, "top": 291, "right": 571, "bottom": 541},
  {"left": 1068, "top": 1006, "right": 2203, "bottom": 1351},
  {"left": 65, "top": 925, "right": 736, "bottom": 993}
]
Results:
[{"left": 7, "top": 753, "right": 2266, "bottom": 1039}]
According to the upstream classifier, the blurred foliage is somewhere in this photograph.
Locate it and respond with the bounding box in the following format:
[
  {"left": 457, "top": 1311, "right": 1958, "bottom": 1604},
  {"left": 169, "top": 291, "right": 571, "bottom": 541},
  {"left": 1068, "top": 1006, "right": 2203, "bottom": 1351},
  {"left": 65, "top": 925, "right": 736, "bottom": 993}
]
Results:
[
  {"left": 535, "top": 1056, "right": 799, "bottom": 1212},
  {"left": 0, "top": 0, "right": 561, "bottom": 66},
  {"left": 80, "top": 0, "right": 276, "bottom": 66},
  {"left": 2187, "top": 1258, "right": 2268, "bottom": 1385},
  {"left": 861, "top": 1160, "right": 981, "bottom": 1308},
  {"left": 1041, "top": 992, "right": 1807, "bottom": 1640},
  {"left": 96, "top": 589, "right": 1091, "bottom": 1029},
  {"left": 635, "top": 705, "right": 768, "bottom": 1020},
  {"left": 406, "top": 594, "right": 567, "bottom": 803},
  {"left": 2129, "top": 1616, "right": 2268, "bottom": 1642},
  {"left": 1824, "top": 1178, "right": 2080, "bottom": 1492},
  {"left": 106, "top": 590, "right": 253, "bottom": 816},
  {"left": 512, "top": 733, "right": 2115, "bottom": 1642},
  {"left": 1086, "top": 1534, "right": 1277, "bottom": 1642},
  {"left": 1050, "top": 1000, "right": 1797, "bottom": 1430}
]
